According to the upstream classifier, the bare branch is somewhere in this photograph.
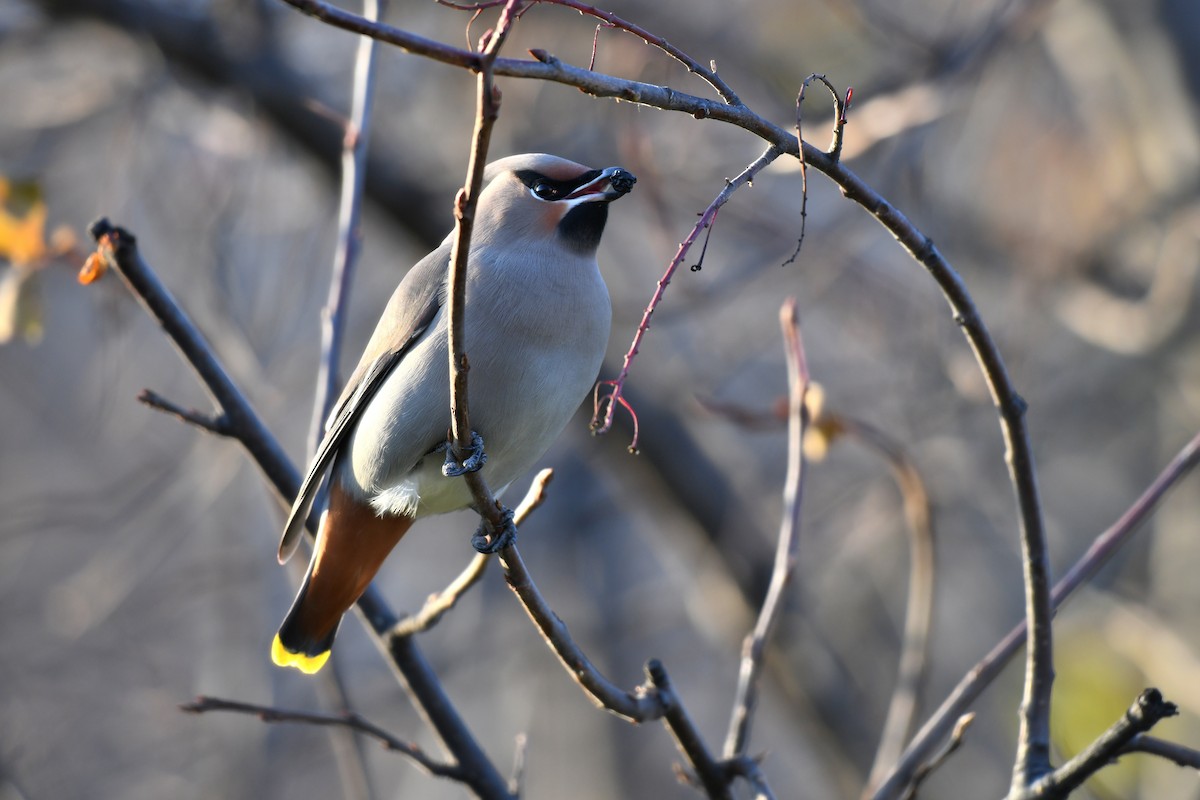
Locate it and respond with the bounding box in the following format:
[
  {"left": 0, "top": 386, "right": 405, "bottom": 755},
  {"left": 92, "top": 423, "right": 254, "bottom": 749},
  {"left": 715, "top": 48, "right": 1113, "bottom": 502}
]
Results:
[
  {"left": 181, "top": 695, "right": 461, "bottom": 779},
  {"left": 1121, "top": 735, "right": 1200, "bottom": 771},
  {"left": 645, "top": 660, "right": 733, "bottom": 800},
  {"left": 872, "top": 428, "right": 1200, "bottom": 800},
  {"left": 723, "top": 298, "right": 809, "bottom": 759},
  {"left": 443, "top": 0, "right": 526, "bottom": 550},
  {"left": 1014, "top": 689, "right": 1178, "bottom": 799},
  {"left": 392, "top": 469, "right": 554, "bottom": 637},
  {"left": 306, "top": 0, "right": 384, "bottom": 458},
  {"left": 137, "top": 388, "right": 231, "bottom": 435},
  {"left": 273, "top": 20, "right": 1053, "bottom": 719},
  {"left": 785, "top": 74, "right": 850, "bottom": 265},
  {"left": 899, "top": 714, "right": 974, "bottom": 800},
  {"left": 497, "top": 543, "right": 663, "bottom": 721},
  {"left": 843, "top": 417, "right": 937, "bottom": 794},
  {"left": 85, "top": 220, "right": 513, "bottom": 800}
]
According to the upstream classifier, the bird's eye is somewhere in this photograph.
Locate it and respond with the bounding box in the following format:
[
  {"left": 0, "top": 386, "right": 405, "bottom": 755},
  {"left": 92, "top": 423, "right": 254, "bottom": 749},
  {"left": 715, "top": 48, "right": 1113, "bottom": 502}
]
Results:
[{"left": 531, "top": 183, "right": 558, "bottom": 201}]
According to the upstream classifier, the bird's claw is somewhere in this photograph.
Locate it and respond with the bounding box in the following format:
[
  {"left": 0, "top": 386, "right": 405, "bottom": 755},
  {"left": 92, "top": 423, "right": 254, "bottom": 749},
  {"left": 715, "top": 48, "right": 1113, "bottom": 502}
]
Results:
[
  {"left": 472, "top": 508, "right": 516, "bottom": 554},
  {"left": 441, "top": 432, "right": 487, "bottom": 477}
]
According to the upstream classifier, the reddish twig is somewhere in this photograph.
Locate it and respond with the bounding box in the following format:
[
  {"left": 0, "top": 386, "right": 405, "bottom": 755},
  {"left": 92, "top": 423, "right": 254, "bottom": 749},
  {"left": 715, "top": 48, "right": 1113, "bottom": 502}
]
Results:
[
  {"left": 590, "top": 145, "right": 782, "bottom": 448},
  {"left": 1015, "top": 690, "right": 1178, "bottom": 799}
]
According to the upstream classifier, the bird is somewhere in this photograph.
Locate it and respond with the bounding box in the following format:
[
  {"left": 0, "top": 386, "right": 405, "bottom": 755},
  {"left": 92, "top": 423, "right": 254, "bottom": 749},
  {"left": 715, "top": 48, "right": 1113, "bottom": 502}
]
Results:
[{"left": 272, "top": 153, "right": 636, "bottom": 674}]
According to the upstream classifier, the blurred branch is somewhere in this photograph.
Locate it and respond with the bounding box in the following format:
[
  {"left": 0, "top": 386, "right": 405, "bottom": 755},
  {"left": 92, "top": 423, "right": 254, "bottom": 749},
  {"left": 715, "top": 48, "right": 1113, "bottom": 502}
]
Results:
[
  {"left": 137, "top": 388, "right": 231, "bottom": 436},
  {"left": 899, "top": 713, "right": 974, "bottom": 800},
  {"left": 695, "top": 393, "right": 937, "bottom": 791},
  {"left": 307, "top": 0, "right": 385, "bottom": 457},
  {"left": 302, "top": 8, "right": 385, "bottom": 796},
  {"left": 1121, "top": 735, "right": 1200, "bottom": 770},
  {"left": 723, "top": 298, "right": 810, "bottom": 759},
  {"left": 842, "top": 417, "right": 936, "bottom": 795},
  {"left": 871, "top": 428, "right": 1200, "bottom": 800},
  {"left": 85, "top": 220, "right": 513, "bottom": 800},
  {"left": 181, "top": 696, "right": 460, "bottom": 779},
  {"left": 646, "top": 660, "right": 732, "bottom": 800},
  {"left": 1015, "top": 689, "right": 1178, "bottom": 799}
]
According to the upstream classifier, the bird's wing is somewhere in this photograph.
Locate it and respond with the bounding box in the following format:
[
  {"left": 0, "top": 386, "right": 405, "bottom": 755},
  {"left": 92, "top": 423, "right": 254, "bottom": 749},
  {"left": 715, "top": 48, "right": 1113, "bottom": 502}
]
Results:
[{"left": 277, "top": 244, "right": 450, "bottom": 564}]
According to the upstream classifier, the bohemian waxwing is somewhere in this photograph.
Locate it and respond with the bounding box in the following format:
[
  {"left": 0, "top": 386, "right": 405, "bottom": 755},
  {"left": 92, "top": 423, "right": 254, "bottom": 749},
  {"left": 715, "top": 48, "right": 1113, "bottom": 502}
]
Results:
[{"left": 272, "top": 153, "right": 636, "bottom": 673}]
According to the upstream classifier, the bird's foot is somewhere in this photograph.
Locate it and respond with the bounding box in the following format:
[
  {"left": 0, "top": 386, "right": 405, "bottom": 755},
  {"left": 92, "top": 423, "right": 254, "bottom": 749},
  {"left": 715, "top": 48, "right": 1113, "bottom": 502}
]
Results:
[
  {"left": 472, "top": 507, "right": 516, "bottom": 554},
  {"left": 441, "top": 432, "right": 488, "bottom": 477}
]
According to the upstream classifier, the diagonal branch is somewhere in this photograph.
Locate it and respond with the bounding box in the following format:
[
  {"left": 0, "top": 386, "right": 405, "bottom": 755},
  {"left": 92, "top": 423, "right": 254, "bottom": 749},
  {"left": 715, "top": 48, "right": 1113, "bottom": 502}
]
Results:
[
  {"left": 181, "top": 695, "right": 461, "bottom": 779},
  {"left": 85, "top": 219, "right": 513, "bottom": 800},
  {"left": 1016, "top": 689, "right": 1178, "bottom": 799}
]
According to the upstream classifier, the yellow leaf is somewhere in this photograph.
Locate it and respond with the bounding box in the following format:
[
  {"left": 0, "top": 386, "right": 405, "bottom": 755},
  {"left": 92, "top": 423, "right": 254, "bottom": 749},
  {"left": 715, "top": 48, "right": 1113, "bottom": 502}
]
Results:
[{"left": 0, "top": 178, "right": 50, "bottom": 268}]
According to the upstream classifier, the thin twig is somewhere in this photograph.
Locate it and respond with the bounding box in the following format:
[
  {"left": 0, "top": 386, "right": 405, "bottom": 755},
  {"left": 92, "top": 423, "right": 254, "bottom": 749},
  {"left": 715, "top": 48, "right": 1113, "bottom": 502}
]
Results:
[
  {"left": 784, "top": 74, "right": 850, "bottom": 265},
  {"left": 847, "top": 417, "right": 936, "bottom": 795},
  {"left": 590, "top": 145, "right": 782, "bottom": 446},
  {"left": 301, "top": 7, "right": 386, "bottom": 796},
  {"left": 1015, "top": 689, "right": 1178, "bottom": 799},
  {"left": 137, "top": 388, "right": 231, "bottom": 435},
  {"left": 1121, "top": 735, "right": 1200, "bottom": 771},
  {"left": 392, "top": 469, "right": 553, "bottom": 637},
  {"left": 723, "top": 297, "right": 809, "bottom": 759},
  {"left": 306, "top": 0, "right": 384, "bottom": 458},
  {"left": 872, "top": 429, "right": 1200, "bottom": 800},
  {"left": 899, "top": 714, "right": 974, "bottom": 800},
  {"left": 181, "top": 695, "right": 460, "bottom": 778},
  {"left": 85, "top": 220, "right": 513, "bottom": 800}
]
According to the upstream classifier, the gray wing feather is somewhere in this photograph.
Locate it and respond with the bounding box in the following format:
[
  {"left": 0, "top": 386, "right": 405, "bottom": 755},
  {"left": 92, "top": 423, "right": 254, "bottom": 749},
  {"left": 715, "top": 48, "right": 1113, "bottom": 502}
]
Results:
[{"left": 276, "top": 245, "right": 449, "bottom": 563}]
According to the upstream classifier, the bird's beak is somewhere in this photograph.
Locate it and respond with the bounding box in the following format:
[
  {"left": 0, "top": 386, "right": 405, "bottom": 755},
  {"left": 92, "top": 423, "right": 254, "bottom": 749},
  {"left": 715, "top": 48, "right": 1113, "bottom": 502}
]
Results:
[{"left": 565, "top": 167, "right": 637, "bottom": 203}]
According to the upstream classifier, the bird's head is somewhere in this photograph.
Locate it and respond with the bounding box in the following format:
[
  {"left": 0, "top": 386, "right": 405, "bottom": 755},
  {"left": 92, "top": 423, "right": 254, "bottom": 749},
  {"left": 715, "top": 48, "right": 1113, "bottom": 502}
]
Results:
[{"left": 478, "top": 154, "right": 636, "bottom": 254}]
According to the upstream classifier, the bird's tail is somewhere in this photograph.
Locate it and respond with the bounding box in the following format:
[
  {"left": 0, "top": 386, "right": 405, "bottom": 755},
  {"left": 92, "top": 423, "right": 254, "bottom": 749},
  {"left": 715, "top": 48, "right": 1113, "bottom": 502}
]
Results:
[{"left": 272, "top": 481, "right": 414, "bottom": 674}]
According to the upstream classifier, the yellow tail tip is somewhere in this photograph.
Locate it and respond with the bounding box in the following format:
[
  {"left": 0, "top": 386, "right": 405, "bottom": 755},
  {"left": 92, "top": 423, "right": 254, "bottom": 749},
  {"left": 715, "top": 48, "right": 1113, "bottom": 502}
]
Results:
[{"left": 271, "top": 634, "right": 331, "bottom": 674}]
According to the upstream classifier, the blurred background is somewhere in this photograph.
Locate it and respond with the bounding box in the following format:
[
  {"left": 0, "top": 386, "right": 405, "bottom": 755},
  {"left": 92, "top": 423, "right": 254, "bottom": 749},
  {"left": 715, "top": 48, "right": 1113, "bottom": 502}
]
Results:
[{"left": 2, "top": 0, "right": 1199, "bottom": 797}]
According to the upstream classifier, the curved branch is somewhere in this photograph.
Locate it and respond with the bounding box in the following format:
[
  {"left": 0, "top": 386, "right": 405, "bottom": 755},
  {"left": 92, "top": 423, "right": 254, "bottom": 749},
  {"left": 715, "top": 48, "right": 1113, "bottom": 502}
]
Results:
[
  {"left": 723, "top": 298, "right": 809, "bottom": 759},
  {"left": 872, "top": 428, "right": 1200, "bottom": 800}
]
